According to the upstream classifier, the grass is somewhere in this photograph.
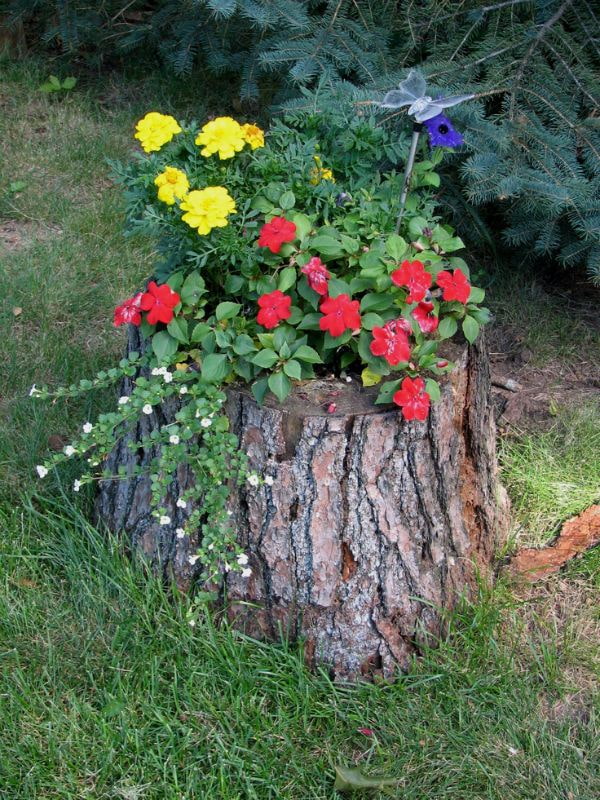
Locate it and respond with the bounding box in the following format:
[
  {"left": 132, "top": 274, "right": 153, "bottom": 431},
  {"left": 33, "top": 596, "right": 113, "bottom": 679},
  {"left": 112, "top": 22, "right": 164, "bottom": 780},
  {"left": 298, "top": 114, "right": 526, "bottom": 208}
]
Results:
[{"left": 0, "top": 57, "right": 599, "bottom": 799}]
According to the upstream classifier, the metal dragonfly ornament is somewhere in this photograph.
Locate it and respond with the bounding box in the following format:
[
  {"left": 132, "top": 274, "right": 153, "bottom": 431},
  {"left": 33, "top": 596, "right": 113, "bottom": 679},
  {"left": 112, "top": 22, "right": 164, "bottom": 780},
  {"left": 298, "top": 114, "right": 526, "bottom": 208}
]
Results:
[{"left": 381, "top": 70, "right": 473, "bottom": 230}]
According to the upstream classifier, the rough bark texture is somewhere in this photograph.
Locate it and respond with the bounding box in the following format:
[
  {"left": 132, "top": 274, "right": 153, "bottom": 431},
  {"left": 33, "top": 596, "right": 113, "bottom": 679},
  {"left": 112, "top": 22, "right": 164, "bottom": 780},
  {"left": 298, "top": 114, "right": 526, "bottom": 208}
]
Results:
[{"left": 97, "top": 327, "right": 508, "bottom": 680}]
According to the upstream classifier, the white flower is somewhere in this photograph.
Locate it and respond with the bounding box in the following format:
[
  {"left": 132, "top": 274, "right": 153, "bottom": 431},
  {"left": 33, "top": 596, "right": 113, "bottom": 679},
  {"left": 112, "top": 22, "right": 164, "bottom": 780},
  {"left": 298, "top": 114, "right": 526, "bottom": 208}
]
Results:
[
  {"left": 151, "top": 366, "right": 167, "bottom": 376},
  {"left": 82, "top": 422, "right": 93, "bottom": 434},
  {"left": 264, "top": 475, "right": 274, "bottom": 486},
  {"left": 169, "top": 435, "right": 180, "bottom": 445},
  {"left": 241, "top": 568, "right": 252, "bottom": 579},
  {"left": 29, "top": 384, "right": 40, "bottom": 397},
  {"left": 142, "top": 404, "right": 153, "bottom": 415},
  {"left": 188, "top": 619, "right": 196, "bottom": 627},
  {"left": 237, "top": 553, "right": 249, "bottom": 566},
  {"left": 36, "top": 465, "right": 48, "bottom": 479},
  {"left": 188, "top": 554, "right": 200, "bottom": 566},
  {"left": 162, "top": 371, "right": 173, "bottom": 383},
  {"left": 73, "top": 480, "right": 81, "bottom": 492},
  {"left": 118, "top": 396, "right": 129, "bottom": 405},
  {"left": 224, "top": 562, "right": 232, "bottom": 573},
  {"left": 345, "top": 376, "right": 352, "bottom": 383},
  {"left": 176, "top": 528, "right": 185, "bottom": 539},
  {"left": 159, "top": 515, "right": 171, "bottom": 525},
  {"left": 63, "top": 445, "right": 76, "bottom": 457},
  {"left": 247, "top": 473, "right": 260, "bottom": 487},
  {"left": 176, "top": 498, "right": 187, "bottom": 509},
  {"left": 207, "top": 543, "right": 214, "bottom": 550},
  {"left": 200, "top": 417, "right": 212, "bottom": 429},
  {"left": 179, "top": 385, "right": 188, "bottom": 395}
]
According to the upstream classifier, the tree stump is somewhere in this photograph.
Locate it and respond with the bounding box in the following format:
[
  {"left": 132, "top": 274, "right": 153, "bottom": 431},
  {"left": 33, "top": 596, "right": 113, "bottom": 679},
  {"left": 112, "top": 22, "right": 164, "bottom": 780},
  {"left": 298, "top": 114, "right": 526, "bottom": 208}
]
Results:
[{"left": 97, "top": 326, "right": 509, "bottom": 680}]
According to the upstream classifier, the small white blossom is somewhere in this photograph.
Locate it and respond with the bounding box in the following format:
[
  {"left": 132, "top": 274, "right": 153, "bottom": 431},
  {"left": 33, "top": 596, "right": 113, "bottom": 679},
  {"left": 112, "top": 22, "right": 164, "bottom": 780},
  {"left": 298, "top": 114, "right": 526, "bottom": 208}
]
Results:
[
  {"left": 142, "top": 404, "right": 153, "bottom": 415},
  {"left": 179, "top": 385, "right": 188, "bottom": 395},
  {"left": 29, "top": 384, "right": 40, "bottom": 397},
  {"left": 73, "top": 480, "right": 81, "bottom": 492},
  {"left": 188, "top": 554, "right": 200, "bottom": 566},
  {"left": 264, "top": 475, "right": 274, "bottom": 486},
  {"left": 200, "top": 417, "right": 212, "bottom": 429},
  {"left": 159, "top": 515, "right": 171, "bottom": 525},
  {"left": 207, "top": 543, "right": 215, "bottom": 550},
  {"left": 188, "top": 619, "right": 196, "bottom": 627},
  {"left": 169, "top": 435, "right": 180, "bottom": 445},
  {"left": 63, "top": 445, "right": 76, "bottom": 457},
  {"left": 247, "top": 473, "right": 260, "bottom": 487},
  {"left": 241, "top": 567, "right": 252, "bottom": 579},
  {"left": 224, "top": 562, "right": 232, "bottom": 573},
  {"left": 82, "top": 422, "right": 93, "bottom": 434},
  {"left": 176, "top": 528, "right": 185, "bottom": 539},
  {"left": 176, "top": 498, "right": 187, "bottom": 509},
  {"left": 36, "top": 465, "right": 48, "bottom": 479},
  {"left": 237, "top": 553, "right": 249, "bottom": 566},
  {"left": 345, "top": 376, "right": 352, "bottom": 383},
  {"left": 118, "top": 396, "right": 129, "bottom": 405},
  {"left": 151, "top": 366, "right": 167, "bottom": 376},
  {"left": 162, "top": 371, "right": 173, "bottom": 383}
]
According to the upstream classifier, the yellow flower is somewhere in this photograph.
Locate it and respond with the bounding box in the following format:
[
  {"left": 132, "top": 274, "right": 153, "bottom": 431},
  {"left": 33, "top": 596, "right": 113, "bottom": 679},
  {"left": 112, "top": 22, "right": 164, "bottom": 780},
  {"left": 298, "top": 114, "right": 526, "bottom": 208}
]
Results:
[
  {"left": 241, "top": 123, "right": 265, "bottom": 150},
  {"left": 180, "top": 186, "right": 237, "bottom": 235},
  {"left": 134, "top": 112, "right": 182, "bottom": 153},
  {"left": 309, "top": 155, "right": 335, "bottom": 185},
  {"left": 154, "top": 167, "right": 190, "bottom": 205},
  {"left": 195, "top": 117, "right": 246, "bottom": 160}
]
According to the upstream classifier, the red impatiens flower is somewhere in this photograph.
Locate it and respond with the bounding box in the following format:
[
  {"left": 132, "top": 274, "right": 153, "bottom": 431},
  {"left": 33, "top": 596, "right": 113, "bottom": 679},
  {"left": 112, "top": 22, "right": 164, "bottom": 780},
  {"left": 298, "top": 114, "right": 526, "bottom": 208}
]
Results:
[
  {"left": 257, "top": 217, "right": 297, "bottom": 254},
  {"left": 113, "top": 292, "right": 143, "bottom": 327},
  {"left": 412, "top": 301, "right": 439, "bottom": 333},
  {"left": 139, "top": 281, "right": 181, "bottom": 325},
  {"left": 370, "top": 319, "right": 411, "bottom": 365},
  {"left": 390, "top": 260, "right": 432, "bottom": 304},
  {"left": 301, "top": 256, "right": 330, "bottom": 295},
  {"left": 393, "top": 376, "right": 431, "bottom": 421},
  {"left": 257, "top": 289, "right": 292, "bottom": 329},
  {"left": 436, "top": 268, "right": 471, "bottom": 304},
  {"left": 319, "top": 294, "right": 361, "bottom": 337}
]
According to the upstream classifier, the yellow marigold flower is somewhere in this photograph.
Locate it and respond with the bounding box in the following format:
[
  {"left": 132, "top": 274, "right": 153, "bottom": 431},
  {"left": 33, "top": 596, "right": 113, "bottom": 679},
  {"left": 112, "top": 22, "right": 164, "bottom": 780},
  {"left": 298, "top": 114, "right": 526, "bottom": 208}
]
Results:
[
  {"left": 180, "top": 186, "right": 237, "bottom": 235},
  {"left": 195, "top": 116, "right": 246, "bottom": 160},
  {"left": 154, "top": 167, "right": 190, "bottom": 205},
  {"left": 309, "top": 155, "right": 335, "bottom": 185},
  {"left": 241, "top": 123, "right": 265, "bottom": 150},
  {"left": 134, "top": 112, "right": 182, "bottom": 153}
]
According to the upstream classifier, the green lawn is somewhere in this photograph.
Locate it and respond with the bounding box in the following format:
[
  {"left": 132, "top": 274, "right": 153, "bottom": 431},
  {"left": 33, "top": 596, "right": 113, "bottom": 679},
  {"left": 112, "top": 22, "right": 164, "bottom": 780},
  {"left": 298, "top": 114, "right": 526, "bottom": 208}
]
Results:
[{"left": 0, "top": 58, "right": 598, "bottom": 799}]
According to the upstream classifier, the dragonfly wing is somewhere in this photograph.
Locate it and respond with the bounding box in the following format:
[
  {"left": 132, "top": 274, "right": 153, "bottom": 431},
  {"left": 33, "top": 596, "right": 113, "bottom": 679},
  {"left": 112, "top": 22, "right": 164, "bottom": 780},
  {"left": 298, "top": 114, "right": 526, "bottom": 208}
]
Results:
[
  {"left": 381, "top": 69, "right": 427, "bottom": 109},
  {"left": 414, "top": 104, "right": 446, "bottom": 122},
  {"left": 434, "top": 93, "right": 475, "bottom": 109}
]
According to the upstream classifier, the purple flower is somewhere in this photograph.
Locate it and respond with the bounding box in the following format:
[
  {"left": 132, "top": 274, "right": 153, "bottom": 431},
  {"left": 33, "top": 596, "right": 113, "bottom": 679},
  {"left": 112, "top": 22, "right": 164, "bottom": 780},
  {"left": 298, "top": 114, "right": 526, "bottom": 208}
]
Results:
[{"left": 423, "top": 114, "right": 463, "bottom": 148}]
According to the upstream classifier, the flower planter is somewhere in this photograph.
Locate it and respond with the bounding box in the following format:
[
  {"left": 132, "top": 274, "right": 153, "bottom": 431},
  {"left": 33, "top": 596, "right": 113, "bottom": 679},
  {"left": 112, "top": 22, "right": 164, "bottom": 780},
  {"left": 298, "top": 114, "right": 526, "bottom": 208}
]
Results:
[{"left": 96, "top": 324, "right": 508, "bottom": 681}]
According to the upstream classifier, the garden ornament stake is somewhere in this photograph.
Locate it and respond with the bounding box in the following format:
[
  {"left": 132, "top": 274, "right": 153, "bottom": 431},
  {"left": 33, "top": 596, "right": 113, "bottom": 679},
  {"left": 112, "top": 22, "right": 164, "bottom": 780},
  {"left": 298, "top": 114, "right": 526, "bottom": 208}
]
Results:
[{"left": 381, "top": 70, "right": 473, "bottom": 232}]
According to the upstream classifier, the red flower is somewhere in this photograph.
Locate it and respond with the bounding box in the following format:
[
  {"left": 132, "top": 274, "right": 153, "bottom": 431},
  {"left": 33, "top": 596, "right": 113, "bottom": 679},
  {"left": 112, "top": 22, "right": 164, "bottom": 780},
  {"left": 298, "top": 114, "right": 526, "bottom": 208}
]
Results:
[
  {"left": 139, "top": 281, "right": 181, "bottom": 325},
  {"left": 393, "top": 376, "right": 430, "bottom": 421},
  {"left": 113, "top": 292, "right": 143, "bottom": 327},
  {"left": 412, "top": 301, "right": 439, "bottom": 333},
  {"left": 390, "top": 260, "right": 432, "bottom": 303},
  {"left": 319, "top": 294, "right": 361, "bottom": 337},
  {"left": 301, "top": 256, "right": 330, "bottom": 295},
  {"left": 436, "top": 269, "right": 471, "bottom": 304},
  {"left": 370, "top": 319, "right": 411, "bottom": 365},
  {"left": 257, "top": 217, "right": 297, "bottom": 254},
  {"left": 357, "top": 728, "right": 374, "bottom": 737},
  {"left": 257, "top": 290, "right": 292, "bottom": 329}
]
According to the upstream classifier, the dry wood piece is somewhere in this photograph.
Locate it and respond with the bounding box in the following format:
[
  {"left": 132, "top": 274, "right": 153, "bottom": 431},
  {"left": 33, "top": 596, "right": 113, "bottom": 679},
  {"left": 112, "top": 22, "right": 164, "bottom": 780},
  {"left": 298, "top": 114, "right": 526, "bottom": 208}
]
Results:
[
  {"left": 97, "top": 327, "right": 508, "bottom": 681},
  {"left": 508, "top": 505, "right": 600, "bottom": 582}
]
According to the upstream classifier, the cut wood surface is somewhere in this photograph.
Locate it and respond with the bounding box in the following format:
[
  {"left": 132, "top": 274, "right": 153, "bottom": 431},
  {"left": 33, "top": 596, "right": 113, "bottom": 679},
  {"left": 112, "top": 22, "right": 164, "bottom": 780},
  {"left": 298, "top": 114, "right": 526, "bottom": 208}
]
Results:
[{"left": 97, "top": 327, "right": 508, "bottom": 680}]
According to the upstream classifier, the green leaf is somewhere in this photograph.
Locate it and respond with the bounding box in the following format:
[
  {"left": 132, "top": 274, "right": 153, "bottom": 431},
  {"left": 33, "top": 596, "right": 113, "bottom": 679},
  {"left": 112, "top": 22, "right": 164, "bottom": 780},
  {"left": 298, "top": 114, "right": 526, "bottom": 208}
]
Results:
[
  {"left": 151, "top": 331, "right": 178, "bottom": 362},
  {"left": 360, "top": 293, "right": 393, "bottom": 313},
  {"left": 279, "top": 190, "right": 295, "bottom": 210},
  {"left": 49, "top": 75, "right": 61, "bottom": 87},
  {"left": 201, "top": 353, "right": 230, "bottom": 382},
  {"left": 333, "top": 765, "right": 400, "bottom": 792},
  {"left": 361, "top": 312, "right": 384, "bottom": 330},
  {"left": 425, "top": 378, "right": 441, "bottom": 402},
  {"left": 289, "top": 212, "right": 312, "bottom": 239},
  {"left": 191, "top": 322, "right": 211, "bottom": 342},
  {"left": 468, "top": 306, "right": 491, "bottom": 325},
  {"left": 437, "top": 316, "right": 458, "bottom": 339},
  {"left": 251, "top": 349, "right": 279, "bottom": 369},
  {"left": 386, "top": 234, "right": 408, "bottom": 260},
  {"left": 216, "top": 301, "right": 241, "bottom": 321},
  {"left": 225, "top": 274, "right": 244, "bottom": 294},
  {"left": 283, "top": 359, "right": 302, "bottom": 379},
  {"left": 167, "top": 317, "right": 189, "bottom": 344},
  {"left": 251, "top": 377, "right": 269, "bottom": 405},
  {"left": 297, "top": 312, "right": 322, "bottom": 331},
  {"left": 421, "top": 170, "right": 440, "bottom": 187},
  {"left": 375, "top": 379, "right": 402, "bottom": 404},
  {"left": 277, "top": 267, "right": 297, "bottom": 292},
  {"left": 61, "top": 76, "right": 77, "bottom": 90},
  {"left": 462, "top": 315, "right": 480, "bottom": 343},
  {"left": 180, "top": 271, "right": 206, "bottom": 306},
  {"left": 233, "top": 334, "right": 256, "bottom": 355},
  {"left": 8, "top": 180, "right": 26, "bottom": 193},
  {"left": 293, "top": 345, "right": 322, "bottom": 364},
  {"left": 251, "top": 196, "right": 273, "bottom": 213},
  {"left": 310, "top": 234, "right": 343, "bottom": 258},
  {"left": 468, "top": 286, "right": 485, "bottom": 304},
  {"left": 268, "top": 371, "right": 292, "bottom": 402}
]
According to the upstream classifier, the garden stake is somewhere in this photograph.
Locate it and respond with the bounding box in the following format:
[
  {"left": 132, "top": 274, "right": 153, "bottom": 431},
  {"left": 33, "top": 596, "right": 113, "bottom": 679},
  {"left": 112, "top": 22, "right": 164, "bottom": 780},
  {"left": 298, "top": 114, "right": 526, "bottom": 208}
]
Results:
[{"left": 396, "top": 122, "right": 423, "bottom": 233}]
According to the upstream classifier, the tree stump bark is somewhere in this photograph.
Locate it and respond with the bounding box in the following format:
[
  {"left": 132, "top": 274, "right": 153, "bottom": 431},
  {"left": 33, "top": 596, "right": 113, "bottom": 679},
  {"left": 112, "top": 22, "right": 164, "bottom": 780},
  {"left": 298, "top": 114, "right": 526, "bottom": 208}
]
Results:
[{"left": 97, "top": 327, "right": 509, "bottom": 680}]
